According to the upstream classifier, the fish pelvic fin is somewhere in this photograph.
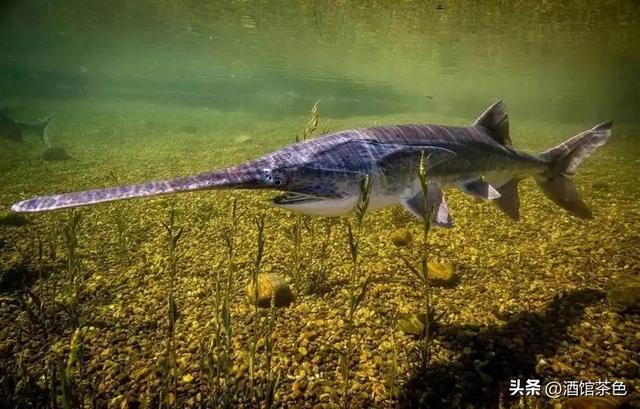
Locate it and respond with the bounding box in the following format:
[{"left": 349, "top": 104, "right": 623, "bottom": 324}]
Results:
[
  {"left": 473, "top": 100, "right": 511, "bottom": 147},
  {"left": 535, "top": 121, "right": 612, "bottom": 219},
  {"left": 459, "top": 179, "right": 501, "bottom": 200}
]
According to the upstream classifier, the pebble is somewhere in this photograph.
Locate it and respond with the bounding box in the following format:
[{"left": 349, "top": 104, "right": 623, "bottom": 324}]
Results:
[
  {"left": 246, "top": 273, "right": 295, "bottom": 308},
  {"left": 427, "top": 261, "right": 457, "bottom": 286},
  {"left": 607, "top": 273, "right": 640, "bottom": 313},
  {"left": 390, "top": 228, "right": 412, "bottom": 247}
]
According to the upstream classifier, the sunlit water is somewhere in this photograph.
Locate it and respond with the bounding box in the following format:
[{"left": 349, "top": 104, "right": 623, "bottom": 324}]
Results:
[{"left": 1, "top": 1, "right": 638, "bottom": 123}]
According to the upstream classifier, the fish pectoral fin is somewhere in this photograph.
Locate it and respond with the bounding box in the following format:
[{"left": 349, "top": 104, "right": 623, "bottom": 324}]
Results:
[
  {"left": 459, "top": 179, "right": 501, "bottom": 200},
  {"left": 400, "top": 183, "right": 453, "bottom": 228}
]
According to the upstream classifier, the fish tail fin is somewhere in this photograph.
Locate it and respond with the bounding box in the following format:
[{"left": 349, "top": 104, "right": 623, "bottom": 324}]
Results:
[
  {"left": 535, "top": 121, "right": 612, "bottom": 219},
  {"left": 30, "top": 114, "right": 56, "bottom": 146}
]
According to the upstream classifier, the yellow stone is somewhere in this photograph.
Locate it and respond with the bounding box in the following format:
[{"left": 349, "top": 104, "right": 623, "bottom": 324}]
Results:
[
  {"left": 427, "top": 261, "right": 456, "bottom": 286},
  {"left": 397, "top": 312, "right": 425, "bottom": 336},
  {"left": 246, "top": 274, "right": 295, "bottom": 308},
  {"left": 182, "top": 374, "right": 194, "bottom": 383},
  {"left": 390, "top": 228, "right": 412, "bottom": 247},
  {"left": 607, "top": 273, "right": 640, "bottom": 313}
]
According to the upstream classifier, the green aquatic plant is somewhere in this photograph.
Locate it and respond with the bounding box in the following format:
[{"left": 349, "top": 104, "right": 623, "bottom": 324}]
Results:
[
  {"left": 320, "top": 119, "right": 330, "bottom": 135},
  {"left": 222, "top": 197, "right": 242, "bottom": 303},
  {"left": 340, "top": 174, "right": 372, "bottom": 409},
  {"left": 58, "top": 328, "right": 85, "bottom": 409},
  {"left": 35, "top": 231, "right": 45, "bottom": 278},
  {"left": 199, "top": 301, "right": 234, "bottom": 408},
  {"left": 9, "top": 334, "right": 52, "bottom": 407},
  {"left": 18, "top": 289, "right": 48, "bottom": 337},
  {"left": 304, "top": 218, "right": 336, "bottom": 294},
  {"left": 62, "top": 212, "right": 81, "bottom": 278},
  {"left": 199, "top": 198, "right": 242, "bottom": 408},
  {"left": 247, "top": 214, "right": 266, "bottom": 390},
  {"left": 7, "top": 227, "right": 51, "bottom": 290},
  {"left": 159, "top": 207, "right": 184, "bottom": 409},
  {"left": 286, "top": 214, "right": 305, "bottom": 292},
  {"left": 260, "top": 297, "right": 281, "bottom": 409},
  {"left": 248, "top": 215, "right": 281, "bottom": 408},
  {"left": 288, "top": 100, "right": 324, "bottom": 293},
  {"left": 384, "top": 308, "right": 400, "bottom": 407},
  {"left": 61, "top": 211, "right": 83, "bottom": 328},
  {"left": 47, "top": 225, "right": 58, "bottom": 263},
  {"left": 295, "top": 100, "right": 319, "bottom": 142},
  {"left": 108, "top": 171, "right": 132, "bottom": 264},
  {"left": 199, "top": 279, "right": 235, "bottom": 408},
  {"left": 398, "top": 152, "right": 438, "bottom": 369},
  {"left": 11, "top": 333, "right": 30, "bottom": 403}
]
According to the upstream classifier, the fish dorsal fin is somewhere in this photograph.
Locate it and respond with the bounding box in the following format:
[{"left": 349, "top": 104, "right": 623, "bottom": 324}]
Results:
[{"left": 473, "top": 100, "right": 512, "bottom": 147}]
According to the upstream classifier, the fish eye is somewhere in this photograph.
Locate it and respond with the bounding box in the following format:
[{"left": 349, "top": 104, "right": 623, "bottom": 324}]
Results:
[
  {"left": 272, "top": 171, "right": 287, "bottom": 186},
  {"left": 262, "top": 169, "right": 286, "bottom": 187}
]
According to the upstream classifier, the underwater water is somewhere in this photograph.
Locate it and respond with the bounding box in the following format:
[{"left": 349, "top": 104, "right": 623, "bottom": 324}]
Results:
[{"left": 1, "top": 0, "right": 639, "bottom": 408}]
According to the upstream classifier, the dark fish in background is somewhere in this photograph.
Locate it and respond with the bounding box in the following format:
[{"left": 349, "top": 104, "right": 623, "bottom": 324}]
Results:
[{"left": 0, "top": 109, "right": 55, "bottom": 145}]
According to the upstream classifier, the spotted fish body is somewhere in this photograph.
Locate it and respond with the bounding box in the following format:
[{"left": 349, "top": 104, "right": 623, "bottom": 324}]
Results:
[{"left": 11, "top": 101, "right": 612, "bottom": 226}]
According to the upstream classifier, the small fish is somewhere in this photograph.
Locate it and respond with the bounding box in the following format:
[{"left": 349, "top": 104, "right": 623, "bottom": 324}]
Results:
[
  {"left": 0, "top": 109, "right": 55, "bottom": 145},
  {"left": 10, "top": 101, "right": 611, "bottom": 228}
]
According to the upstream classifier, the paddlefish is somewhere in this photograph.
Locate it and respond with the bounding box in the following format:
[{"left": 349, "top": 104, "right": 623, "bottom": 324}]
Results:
[{"left": 10, "top": 101, "right": 612, "bottom": 226}]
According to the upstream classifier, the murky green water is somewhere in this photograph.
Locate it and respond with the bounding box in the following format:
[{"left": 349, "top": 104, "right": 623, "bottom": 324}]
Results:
[
  {"left": 1, "top": 1, "right": 639, "bottom": 408},
  {"left": 1, "top": 1, "right": 638, "bottom": 122}
]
